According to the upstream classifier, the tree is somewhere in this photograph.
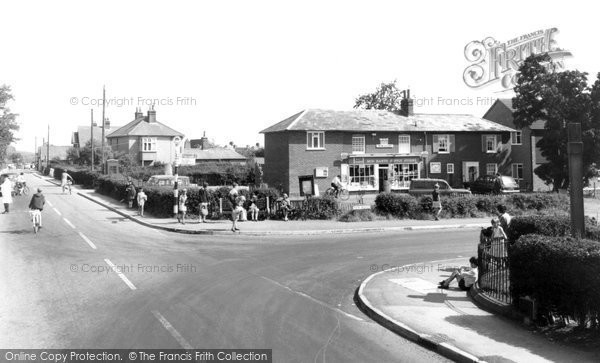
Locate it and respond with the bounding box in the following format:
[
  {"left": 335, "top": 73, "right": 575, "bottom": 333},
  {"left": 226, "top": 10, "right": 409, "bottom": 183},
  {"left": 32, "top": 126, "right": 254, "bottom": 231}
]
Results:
[
  {"left": 354, "top": 80, "right": 404, "bottom": 113},
  {"left": 513, "top": 54, "right": 600, "bottom": 190},
  {"left": 10, "top": 152, "right": 23, "bottom": 165},
  {"left": 0, "top": 85, "right": 19, "bottom": 162}
]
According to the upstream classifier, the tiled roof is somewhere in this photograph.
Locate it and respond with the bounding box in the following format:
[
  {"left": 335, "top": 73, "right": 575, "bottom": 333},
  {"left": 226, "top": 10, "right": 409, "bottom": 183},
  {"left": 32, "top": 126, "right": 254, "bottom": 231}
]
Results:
[
  {"left": 73, "top": 125, "right": 119, "bottom": 146},
  {"left": 498, "top": 98, "right": 514, "bottom": 112},
  {"left": 261, "top": 109, "right": 515, "bottom": 133},
  {"left": 495, "top": 98, "right": 545, "bottom": 130},
  {"left": 107, "top": 116, "right": 183, "bottom": 138},
  {"left": 183, "top": 148, "right": 247, "bottom": 160}
]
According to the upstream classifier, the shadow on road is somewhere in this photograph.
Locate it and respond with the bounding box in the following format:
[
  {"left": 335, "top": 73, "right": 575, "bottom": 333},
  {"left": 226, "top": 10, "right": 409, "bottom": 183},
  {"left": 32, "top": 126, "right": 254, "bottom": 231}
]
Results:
[{"left": 0, "top": 229, "right": 31, "bottom": 235}]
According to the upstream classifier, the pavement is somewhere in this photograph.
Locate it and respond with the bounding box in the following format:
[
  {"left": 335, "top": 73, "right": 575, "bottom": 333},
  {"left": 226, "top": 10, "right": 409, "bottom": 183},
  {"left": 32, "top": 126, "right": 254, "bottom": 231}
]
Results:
[
  {"left": 59, "top": 187, "right": 492, "bottom": 237},
  {"left": 357, "top": 258, "right": 600, "bottom": 363}
]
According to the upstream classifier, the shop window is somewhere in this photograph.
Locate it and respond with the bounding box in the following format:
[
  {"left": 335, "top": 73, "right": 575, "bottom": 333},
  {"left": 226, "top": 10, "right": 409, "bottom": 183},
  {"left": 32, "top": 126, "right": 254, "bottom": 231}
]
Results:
[
  {"left": 391, "top": 163, "right": 419, "bottom": 189},
  {"left": 398, "top": 135, "right": 410, "bottom": 154},
  {"left": 349, "top": 164, "right": 375, "bottom": 187},
  {"left": 352, "top": 135, "right": 365, "bottom": 154},
  {"left": 307, "top": 131, "right": 325, "bottom": 150},
  {"left": 486, "top": 163, "right": 498, "bottom": 175}
]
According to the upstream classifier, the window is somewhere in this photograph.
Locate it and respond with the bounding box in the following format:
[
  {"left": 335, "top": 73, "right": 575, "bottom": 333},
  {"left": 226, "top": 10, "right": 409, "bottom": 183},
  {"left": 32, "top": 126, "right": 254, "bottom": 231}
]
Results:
[
  {"left": 352, "top": 135, "right": 365, "bottom": 154},
  {"left": 512, "top": 163, "right": 523, "bottom": 180},
  {"left": 141, "top": 137, "right": 156, "bottom": 151},
  {"left": 398, "top": 135, "right": 410, "bottom": 154},
  {"left": 434, "top": 134, "right": 453, "bottom": 153},
  {"left": 391, "top": 163, "right": 419, "bottom": 189},
  {"left": 511, "top": 131, "right": 522, "bottom": 145},
  {"left": 307, "top": 131, "right": 325, "bottom": 150},
  {"left": 379, "top": 138, "right": 389, "bottom": 145},
  {"left": 485, "top": 135, "right": 497, "bottom": 153},
  {"left": 447, "top": 163, "right": 454, "bottom": 174},
  {"left": 349, "top": 164, "right": 375, "bottom": 187},
  {"left": 486, "top": 163, "right": 498, "bottom": 175}
]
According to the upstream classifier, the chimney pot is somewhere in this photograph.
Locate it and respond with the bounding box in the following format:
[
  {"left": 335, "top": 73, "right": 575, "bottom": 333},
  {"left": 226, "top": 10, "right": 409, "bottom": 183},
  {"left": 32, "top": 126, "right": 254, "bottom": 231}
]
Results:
[
  {"left": 400, "top": 88, "right": 414, "bottom": 116},
  {"left": 147, "top": 107, "right": 157, "bottom": 123}
]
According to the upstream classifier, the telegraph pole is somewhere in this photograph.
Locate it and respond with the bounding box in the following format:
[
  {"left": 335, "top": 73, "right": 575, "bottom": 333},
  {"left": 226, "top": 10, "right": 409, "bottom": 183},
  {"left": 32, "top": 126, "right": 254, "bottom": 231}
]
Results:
[
  {"left": 47, "top": 124, "right": 50, "bottom": 167},
  {"left": 568, "top": 122, "right": 584, "bottom": 238},
  {"left": 90, "top": 109, "right": 94, "bottom": 171},
  {"left": 101, "top": 85, "right": 106, "bottom": 173},
  {"left": 34, "top": 136, "right": 37, "bottom": 170}
]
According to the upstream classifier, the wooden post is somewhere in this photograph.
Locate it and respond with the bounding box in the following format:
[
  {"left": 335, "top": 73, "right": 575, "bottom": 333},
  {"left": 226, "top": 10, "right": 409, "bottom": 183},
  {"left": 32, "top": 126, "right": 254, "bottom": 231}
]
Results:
[
  {"left": 219, "top": 198, "right": 223, "bottom": 214},
  {"left": 568, "top": 123, "right": 584, "bottom": 238}
]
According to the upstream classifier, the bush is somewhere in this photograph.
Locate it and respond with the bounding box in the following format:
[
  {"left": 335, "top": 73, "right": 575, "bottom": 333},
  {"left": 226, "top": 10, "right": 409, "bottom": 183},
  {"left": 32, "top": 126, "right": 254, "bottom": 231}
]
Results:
[
  {"left": 507, "top": 215, "right": 600, "bottom": 243},
  {"left": 375, "top": 193, "right": 418, "bottom": 218},
  {"left": 509, "top": 234, "right": 600, "bottom": 328},
  {"left": 505, "top": 193, "right": 569, "bottom": 211},
  {"left": 299, "top": 196, "right": 340, "bottom": 220},
  {"left": 442, "top": 195, "right": 478, "bottom": 218},
  {"left": 338, "top": 208, "right": 377, "bottom": 222}
]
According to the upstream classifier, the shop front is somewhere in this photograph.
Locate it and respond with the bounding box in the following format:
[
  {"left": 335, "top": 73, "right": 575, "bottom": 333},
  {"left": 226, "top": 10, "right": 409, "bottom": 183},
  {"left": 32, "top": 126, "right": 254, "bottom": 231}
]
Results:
[{"left": 341, "top": 154, "right": 422, "bottom": 192}]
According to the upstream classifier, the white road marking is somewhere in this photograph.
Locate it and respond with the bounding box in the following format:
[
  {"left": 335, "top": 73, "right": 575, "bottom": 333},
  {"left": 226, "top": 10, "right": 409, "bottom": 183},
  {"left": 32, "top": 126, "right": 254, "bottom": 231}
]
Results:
[
  {"left": 389, "top": 278, "right": 440, "bottom": 295},
  {"left": 78, "top": 232, "right": 97, "bottom": 250},
  {"left": 261, "top": 276, "right": 364, "bottom": 322},
  {"left": 104, "top": 258, "right": 137, "bottom": 290},
  {"left": 53, "top": 207, "right": 62, "bottom": 216},
  {"left": 63, "top": 218, "right": 76, "bottom": 229},
  {"left": 152, "top": 310, "right": 193, "bottom": 350},
  {"left": 47, "top": 200, "right": 53, "bottom": 207}
]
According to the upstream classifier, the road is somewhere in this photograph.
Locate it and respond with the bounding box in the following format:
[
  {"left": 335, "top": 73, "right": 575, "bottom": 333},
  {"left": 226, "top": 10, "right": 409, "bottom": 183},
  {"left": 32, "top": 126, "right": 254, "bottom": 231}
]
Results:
[{"left": 0, "top": 174, "right": 480, "bottom": 362}]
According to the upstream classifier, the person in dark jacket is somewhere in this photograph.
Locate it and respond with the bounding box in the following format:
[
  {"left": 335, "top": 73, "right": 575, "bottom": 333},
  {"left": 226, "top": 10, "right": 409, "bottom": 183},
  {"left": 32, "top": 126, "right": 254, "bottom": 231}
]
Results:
[
  {"left": 29, "top": 188, "right": 46, "bottom": 227},
  {"left": 126, "top": 182, "right": 137, "bottom": 208}
]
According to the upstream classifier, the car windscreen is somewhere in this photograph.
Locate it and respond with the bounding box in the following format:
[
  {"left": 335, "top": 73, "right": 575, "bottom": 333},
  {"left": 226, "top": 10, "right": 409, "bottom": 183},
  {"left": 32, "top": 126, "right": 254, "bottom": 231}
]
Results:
[{"left": 501, "top": 176, "right": 518, "bottom": 188}]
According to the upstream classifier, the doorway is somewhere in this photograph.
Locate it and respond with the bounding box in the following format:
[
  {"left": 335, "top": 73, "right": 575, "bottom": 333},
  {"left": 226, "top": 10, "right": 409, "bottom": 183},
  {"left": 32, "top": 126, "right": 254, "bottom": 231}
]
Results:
[
  {"left": 462, "top": 162, "right": 479, "bottom": 183},
  {"left": 379, "top": 164, "right": 389, "bottom": 192}
]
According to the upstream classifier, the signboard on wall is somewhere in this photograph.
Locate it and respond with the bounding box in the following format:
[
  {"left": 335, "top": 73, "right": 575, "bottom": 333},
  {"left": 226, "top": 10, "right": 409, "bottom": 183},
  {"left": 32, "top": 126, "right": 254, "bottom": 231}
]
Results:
[
  {"left": 315, "top": 167, "right": 329, "bottom": 178},
  {"left": 349, "top": 156, "right": 420, "bottom": 165},
  {"left": 430, "top": 162, "right": 442, "bottom": 174}
]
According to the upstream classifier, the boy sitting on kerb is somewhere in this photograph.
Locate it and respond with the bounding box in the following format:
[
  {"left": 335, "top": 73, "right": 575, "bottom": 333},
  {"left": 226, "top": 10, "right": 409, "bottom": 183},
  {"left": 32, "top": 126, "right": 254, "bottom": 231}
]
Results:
[{"left": 438, "top": 257, "right": 478, "bottom": 291}]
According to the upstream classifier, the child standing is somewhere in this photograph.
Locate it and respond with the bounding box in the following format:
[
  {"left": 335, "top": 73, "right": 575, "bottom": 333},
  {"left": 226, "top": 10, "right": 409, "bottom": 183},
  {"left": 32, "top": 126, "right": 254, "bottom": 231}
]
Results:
[
  {"left": 178, "top": 189, "right": 188, "bottom": 224},
  {"left": 137, "top": 188, "right": 147, "bottom": 217}
]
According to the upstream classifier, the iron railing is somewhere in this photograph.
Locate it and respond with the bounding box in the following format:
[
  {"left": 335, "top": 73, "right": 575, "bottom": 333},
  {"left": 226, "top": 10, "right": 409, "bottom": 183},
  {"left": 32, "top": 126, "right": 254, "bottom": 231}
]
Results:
[{"left": 477, "top": 236, "right": 511, "bottom": 304}]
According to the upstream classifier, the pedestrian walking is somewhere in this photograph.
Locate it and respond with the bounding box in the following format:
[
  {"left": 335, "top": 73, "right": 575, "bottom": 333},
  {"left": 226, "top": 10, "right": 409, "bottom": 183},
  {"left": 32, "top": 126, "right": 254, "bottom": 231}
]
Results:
[
  {"left": 125, "top": 182, "right": 137, "bottom": 209},
  {"left": 228, "top": 182, "right": 239, "bottom": 206},
  {"left": 137, "top": 188, "right": 147, "bottom": 217},
  {"left": 231, "top": 195, "right": 245, "bottom": 232},
  {"left": 1, "top": 175, "right": 13, "bottom": 214},
  {"left": 178, "top": 189, "right": 188, "bottom": 224},
  {"left": 432, "top": 183, "right": 442, "bottom": 220},
  {"left": 198, "top": 182, "right": 209, "bottom": 223}
]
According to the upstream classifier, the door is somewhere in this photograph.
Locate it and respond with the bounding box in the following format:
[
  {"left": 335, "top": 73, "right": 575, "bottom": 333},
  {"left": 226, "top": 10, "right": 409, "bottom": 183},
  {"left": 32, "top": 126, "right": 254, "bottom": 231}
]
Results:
[
  {"left": 379, "top": 165, "right": 389, "bottom": 192},
  {"left": 462, "top": 162, "right": 479, "bottom": 183}
]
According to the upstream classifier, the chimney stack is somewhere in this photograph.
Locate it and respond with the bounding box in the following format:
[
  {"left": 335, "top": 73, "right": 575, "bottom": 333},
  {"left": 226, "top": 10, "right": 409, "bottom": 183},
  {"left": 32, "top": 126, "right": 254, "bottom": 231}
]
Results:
[
  {"left": 147, "top": 104, "right": 156, "bottom": 123},
  {"left": 400, "top": 89, "right": 414, "bottom": 116},
  {"left": 135, "top": 107, "right": 143, "bottom": 119}
]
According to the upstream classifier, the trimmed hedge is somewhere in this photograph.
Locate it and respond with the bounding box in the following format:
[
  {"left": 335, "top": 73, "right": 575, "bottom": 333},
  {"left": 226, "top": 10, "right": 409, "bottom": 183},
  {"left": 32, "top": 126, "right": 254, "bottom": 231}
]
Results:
[
  {"left": 52, "top": 167, "right": 100, "bottom": 189},
  {"left": 507, "top": 214, "right": 600, "bottom": 243},
  {"left": 510, "top": 234, "right": 600, "bottom": 327},
  {"left": 374, "top": 192, "right": 569, "bottom": 219}
]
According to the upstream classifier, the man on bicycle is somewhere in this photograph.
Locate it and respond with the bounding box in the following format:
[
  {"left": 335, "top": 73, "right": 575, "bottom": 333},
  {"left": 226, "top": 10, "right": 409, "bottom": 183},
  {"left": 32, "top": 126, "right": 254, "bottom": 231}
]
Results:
[
  {"left": 29, "top": 188, "right": 46, "bottom": 228},
  {"left": 331, "top": 175, "right": 343, "bottom": 198},
  {"left": 16, "top": 172, "right": 26, "bottom": 195},
  {"left": 61, "top": 171, "right": 74, "bottom": 193}
]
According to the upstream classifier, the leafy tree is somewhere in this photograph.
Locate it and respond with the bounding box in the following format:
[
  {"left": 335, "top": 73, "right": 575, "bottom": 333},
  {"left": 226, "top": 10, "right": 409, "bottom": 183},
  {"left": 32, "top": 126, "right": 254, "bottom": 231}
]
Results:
[
  {"left": 10, "top": 152, "right": 23, "bottom": 165},
  {"left": 0, "top": 85, "right": 19, "bottom": 162},
  {"left": 354, "top": 80, "right": 404, "bottom": 113},
  {"left": 513, "top": 54, "right": 600, "bottom": 190}
]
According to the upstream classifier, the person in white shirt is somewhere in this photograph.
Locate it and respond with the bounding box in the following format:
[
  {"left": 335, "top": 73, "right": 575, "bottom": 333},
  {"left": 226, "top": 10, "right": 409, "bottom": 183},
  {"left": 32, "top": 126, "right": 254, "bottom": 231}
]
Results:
[
  {"left": 16, "top": 173, "right": 26, "bottom": 195},
  {"left": 438, "top": 257, "right": 479, "bottom": 291},
  {"left": 331, "top": 175, "right": 342, "bottom": 197}
]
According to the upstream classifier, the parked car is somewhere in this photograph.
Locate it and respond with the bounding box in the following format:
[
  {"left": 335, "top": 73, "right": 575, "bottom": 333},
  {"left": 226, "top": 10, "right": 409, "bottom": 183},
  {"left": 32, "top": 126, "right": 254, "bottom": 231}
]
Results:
[
  {"left": 408, "top": 178, "right": 471, "bottom": 196},
  {"left": 146, "top": 175, "right": 193, "bottom": 188},
  {"left": 466, "top": 175, "right": 520, "bottom": 194}
]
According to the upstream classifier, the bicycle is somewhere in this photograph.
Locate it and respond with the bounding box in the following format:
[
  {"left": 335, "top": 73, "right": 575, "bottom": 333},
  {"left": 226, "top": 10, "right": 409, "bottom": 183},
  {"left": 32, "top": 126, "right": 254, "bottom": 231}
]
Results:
[
  {"left": 14, "top": 183, "right": 30, "bottom": 196},
  {"left": 325, "top": 186, "right": 350, "bottom": 200},
  {"left": 63, "top": 180, "right": 73, "bottom": 194},
  {"left": 30, "top": 209, "right": 42, "bottom": 234}
]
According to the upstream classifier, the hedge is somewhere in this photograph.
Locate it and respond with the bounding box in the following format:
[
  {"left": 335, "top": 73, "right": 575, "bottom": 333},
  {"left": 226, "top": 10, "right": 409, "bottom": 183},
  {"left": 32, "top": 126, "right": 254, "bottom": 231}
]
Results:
[
  {"left": 51, "top": 167, "right": 100, "bottom": 189},
  {"left": 506, "top": 214, "right": 600, "bottom": 243},
  {"left": 509, "top": 234, "right": 600, "bottom": 328},
  {"left": 374, "top": 192, "right": 570, "bottom": 219}
]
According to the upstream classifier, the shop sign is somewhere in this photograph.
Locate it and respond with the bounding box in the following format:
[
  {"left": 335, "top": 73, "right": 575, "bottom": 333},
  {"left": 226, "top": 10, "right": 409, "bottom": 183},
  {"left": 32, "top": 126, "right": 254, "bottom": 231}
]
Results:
[{"left": 350, "top": 156, "right": 420, "bottom": 164}]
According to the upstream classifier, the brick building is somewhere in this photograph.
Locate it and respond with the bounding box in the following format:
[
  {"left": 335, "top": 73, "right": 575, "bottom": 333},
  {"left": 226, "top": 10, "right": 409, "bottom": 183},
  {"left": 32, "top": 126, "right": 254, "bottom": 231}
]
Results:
[
  {"left": 483, "top": 99, "right": 550, "bottom": 191},
  {"left": 261, "top": 98, "right": 515, "bottom": 196}
]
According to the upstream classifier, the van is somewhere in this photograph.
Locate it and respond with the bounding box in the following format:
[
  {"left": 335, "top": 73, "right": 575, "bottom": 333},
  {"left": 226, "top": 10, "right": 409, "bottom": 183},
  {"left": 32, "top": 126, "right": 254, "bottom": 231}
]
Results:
[{"left": 408, "top": 178, "right": 471, "bottom": 196}]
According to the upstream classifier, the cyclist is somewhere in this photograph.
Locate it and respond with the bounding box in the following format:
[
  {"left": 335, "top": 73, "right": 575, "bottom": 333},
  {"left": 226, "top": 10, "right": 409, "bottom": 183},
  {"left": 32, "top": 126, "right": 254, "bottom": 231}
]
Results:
[
  {"left": 16, "top": 172, "right": 26, "bottom": 195},
  {"left": 29, "top": 187, "right": 46, "bottom": 229},
  {"left": 331, "top": 175, "right": 343, "bottom": 198},
  {"left": 61, "top": 171, "right": 74, "bottom": 194}
]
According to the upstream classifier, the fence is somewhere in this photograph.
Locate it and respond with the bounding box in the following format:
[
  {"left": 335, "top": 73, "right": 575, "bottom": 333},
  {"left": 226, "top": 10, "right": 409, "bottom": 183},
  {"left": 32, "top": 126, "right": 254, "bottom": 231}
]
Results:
[{"left": 477, "top": 236, "right": 511, "bottom": 304}]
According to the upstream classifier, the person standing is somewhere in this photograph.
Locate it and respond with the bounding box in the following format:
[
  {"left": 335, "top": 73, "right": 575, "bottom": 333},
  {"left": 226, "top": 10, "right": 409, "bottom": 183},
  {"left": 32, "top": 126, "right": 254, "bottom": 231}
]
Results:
[
  {"left": 498, "top": 205, "right": 512, "bottom": 232},
  {"left": 137, "top": 188, "right": 148, "bottom": 217},
  {"left": 231, "top": 195, "right": 246, "bottom": 232},
  {"left": 198, "top": 182, "right": 209, "bottom": 223},
  {"left": 178, "top": 189, "right": 188, "bottom": 224},
  {"left": 125, "top": 182, "right": 137, "bottom": 209},
  {"left": 28, "top": 188, "right": 46, "bottom": 227},
  {"left": 432, "top": 183, "right": 442, "bottom": 221},
  {"left": 1, "top": 176, "right": 13, "bottom": 214}
]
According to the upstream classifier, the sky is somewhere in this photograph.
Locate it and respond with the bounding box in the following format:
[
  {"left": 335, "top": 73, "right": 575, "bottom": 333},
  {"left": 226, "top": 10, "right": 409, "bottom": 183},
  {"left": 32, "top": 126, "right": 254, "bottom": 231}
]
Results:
[{"left": 1, "top": 0, "right": 598, "bottom": 153}]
